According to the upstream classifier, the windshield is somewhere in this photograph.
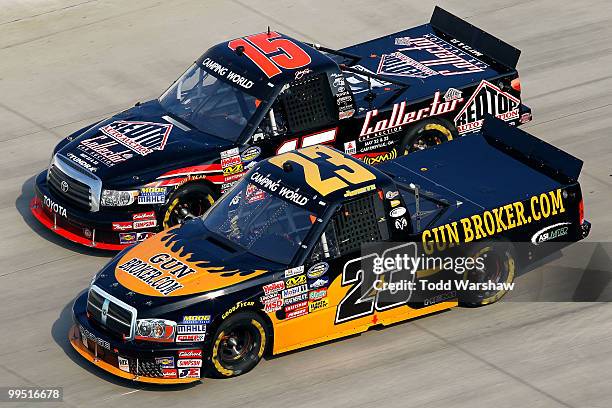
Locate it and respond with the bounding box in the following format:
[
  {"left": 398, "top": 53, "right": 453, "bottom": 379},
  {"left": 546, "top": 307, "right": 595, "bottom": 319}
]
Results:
[
  {"left": 203, "top": 182, "right": 315, "bottom": 264},
  {"left": 159, "top": 64, "right": 259, "bottom": 142}
]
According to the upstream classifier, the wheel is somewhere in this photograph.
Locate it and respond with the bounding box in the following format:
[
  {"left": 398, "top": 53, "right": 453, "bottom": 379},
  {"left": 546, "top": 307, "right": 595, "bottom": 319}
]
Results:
[
  {"left": 460, "top": 241, "right": 517, "bottom": 306},
  {"left": 209, "top": 312, "right": 269, "bottom": 378},
  {"left": 399, "top": 118, "right": 457, "bottom": 155},
  {"left": 162, "top": 183, "right": 215, "bottom": 229}
]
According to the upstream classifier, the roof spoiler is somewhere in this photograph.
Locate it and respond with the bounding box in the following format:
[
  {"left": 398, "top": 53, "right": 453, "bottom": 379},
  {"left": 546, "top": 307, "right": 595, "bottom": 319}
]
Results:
[
  {"left": 430, "top": 6, "right": 521, "bottom": 69},
  {"left": 481, "top": 115, "right": 583, "bottom": 184}
]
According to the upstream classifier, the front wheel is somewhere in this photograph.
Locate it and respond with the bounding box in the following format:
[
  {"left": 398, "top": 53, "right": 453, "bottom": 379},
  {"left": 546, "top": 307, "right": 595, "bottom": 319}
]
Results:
[
  {"left": 399, "top": 118, "right": 457, "bottom": 155},
  {"left": 162, "top": 183, "right": 215, "bottom": 229},
  {"left": 209, "top": 312, "right": 269, "bottom": 378}
]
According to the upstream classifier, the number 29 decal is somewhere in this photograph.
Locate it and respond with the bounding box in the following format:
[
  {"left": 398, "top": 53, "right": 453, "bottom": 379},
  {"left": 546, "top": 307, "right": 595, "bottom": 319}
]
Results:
[
  {"left": 228, "top": 32, "right": 312, "bottom": 78},
  {"left": 335, "top": 243, "right": 417, "bottom": 324}
]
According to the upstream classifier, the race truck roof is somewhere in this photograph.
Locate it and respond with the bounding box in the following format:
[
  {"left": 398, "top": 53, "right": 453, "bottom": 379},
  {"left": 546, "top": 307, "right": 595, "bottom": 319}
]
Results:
[
  {"left": 201, "top": 31, "right": 337, "bottom": 98},
  {"left": 248, "top": 144, "right": 392, "bottom": 214}
]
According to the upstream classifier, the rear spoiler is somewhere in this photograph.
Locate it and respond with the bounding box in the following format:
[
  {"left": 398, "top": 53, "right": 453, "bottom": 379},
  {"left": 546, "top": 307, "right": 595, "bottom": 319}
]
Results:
[
  {"left": 430, "top": 6, "right": 521, "bottom": 69},
  {"left": 482, "top": 115, "right": 583, "bottom": 184}
]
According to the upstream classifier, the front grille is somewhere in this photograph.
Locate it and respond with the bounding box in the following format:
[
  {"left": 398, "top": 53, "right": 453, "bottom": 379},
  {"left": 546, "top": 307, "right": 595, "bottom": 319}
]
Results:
[
  {"left": 48, "top": 164, "right": 91, "bottom": 210},
  {"left": 87, "top": 286, "right": 136, "bottom": 340},
  {"left": 128, "top": 358, "right": 164, "bottom": 378},
  {"left": 47, "top": 154, "right": 102, "bottom": 211}
]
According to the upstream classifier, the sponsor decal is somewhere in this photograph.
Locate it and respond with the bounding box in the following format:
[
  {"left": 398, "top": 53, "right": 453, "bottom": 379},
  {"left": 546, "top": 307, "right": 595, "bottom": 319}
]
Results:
[
  {"left": 79, "top": 325, "right": 110, "bottom": 350},
  {"left": 285, "top": 300, "right": 308, "bottom": 312},
  {"left": 284, "top": 265, "right": 304, "bottom": 278},
  {"left": 309, "top": 288, "right": 327, "bottom": 301},
  {"left": 263, "top": 281, "right": 285, "bottom": 296},
  {"left": 177, "top": 324, "right": 207, "bottom": 335},
  {"left": 221, "top": 155, "right": 241, "bottom": 168},
  {"left": 155, "top": 356, "right": 175, "bottom": 368},
  {"left": 177, "top": 359, "right": 202, "bottom": 368},
  {"left": 177, "top": 367, "right": 200, "bottom": 379},
  {"left": 309, "top": 298, "right": 329, "bottom": 312},
  {"left": 78, "top": 135, "right": 133, "bottom": 167},
  {"left": 344, "top": 141, "right": 357, "bottom": 155},
  {"left": 43, "top": 195, "right": 67, "bottom": 218},
  {"left": 133, "top": 219, "right": 157, "bottom": 230},
  {"left": 282, "top": 284, "right": 308, "bottom": 298},
  {"left": 119, "top": 232, "right": 137, "bottom": 245},
  {"left": 386, "top": 191, "right": 399, "bottom": 199},
  {"left": 138, "top": 187, "right": 166, "bottom": 205},
  {"left": 178, "top": 349, "right": 203, "bottom": 359},
  {"left": 390, "top": 207, "right": 407, "bottom": 218},
  {"left": 136, "top": 232, "right": 154, "bottom": 241},
  {"left": 285, "top": 274, "right": 307, "bottom": 289},
  {"left": 246, "top": 183, "right": 266, "bottom": 204},
  {"left": 307, "top": 262, "right": 328, "bottom": 279},
  {"left": 181, "top": 315, "right": 211, "bottom": 324},
  {"left": 133, "top": 211, "right": 156, "bottom": 221},
  {"left": 339, "top": 109, "right": 355, "bottom": 120},
  {"left": 66, "top": 152, "right": 97, "bottom": 173},
  {"left": 531, "top": 222, "right": 571, "bottom": 245},
  {"left": 223, "top": 163, "right": 244, "bottom": 176},
  {"left": 222, "top": 301, "right": 255, "bottom": 319},
  {"left": 360, "top": 91, "right": 462, "bottom": 140},
  {"left": 220, "top": 147, "right": 240, "bottom": 160},
  {"left": 250, "top": 172, "right": 309, "bottom": 206},
  {"left": 454, "top": 80, "right": 520, "bottom": 134},
  {"left": 99, "top": 120, "right": 172, "bottom": 156},
  {"left": 241, "top": 146, "right": 261, "bottom": 162},
  {"left": 395, "top": 217, "right": 408, "bottom": 230},
  {"left": 385, "top": 34, "right": 488, "bottom": 77},
  {"left": 201, "top": 57, "right": 254, "bottom": 89},
  {"left": 390, "top": 199, "right": 401, "bottom": 208},
  {"left": 117, "top": 253, "right": 197, "bottom": 296},
  {"left": 309, "top": 276, "right": 329, "bottom": 289},
  {"left": 263, "top": 294, "right": 284, "bottom": 313},
  {"left": 118, "top": 356, "right": 130, "bottom": 372},
  {"left": 286, "top": 305, "right": 308, "bottom": 320},
  {"left": 422, "top": 189, "right": 566, "bottom": 252},
  {"left": 284, "top": 292, "right": 308, "bottom": 306},
  {"left": 162, "top": 368, "right": 178, "bottom": 378},
  {"left": 176, "top": 334, "right": 206, "bottom": 343},
  {"left": 344, "top": 184, "right": 376, "bottom": 197},
  {"left": 444, "top": 88, "right": 463, "bottom": 102},
  {"left": 112, "top": 221, "right": 132, "bottom": 231},
  {"left": 360, "top": 150, "right": 397, "bottom": 166}
]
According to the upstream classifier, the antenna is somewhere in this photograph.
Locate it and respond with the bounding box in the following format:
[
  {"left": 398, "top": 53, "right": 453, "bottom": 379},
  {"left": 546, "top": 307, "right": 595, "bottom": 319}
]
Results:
[{"left": 267, "top": 26, "right": 271, "bottom": 35}]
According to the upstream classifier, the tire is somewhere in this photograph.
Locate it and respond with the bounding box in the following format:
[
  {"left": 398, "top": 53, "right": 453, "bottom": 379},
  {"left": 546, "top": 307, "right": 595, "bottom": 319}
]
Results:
[
  {"left": 209, "top": 311, "right": 270, "bottom": 378},
  {"left": 459, "top": 241, "right": 517, "bottom": 307},
  {"left": 399, "top": 118, "right": 458, "bottom": 155},
  {"left": 162, "top": 183, "right": 215, "bottom": 229}
]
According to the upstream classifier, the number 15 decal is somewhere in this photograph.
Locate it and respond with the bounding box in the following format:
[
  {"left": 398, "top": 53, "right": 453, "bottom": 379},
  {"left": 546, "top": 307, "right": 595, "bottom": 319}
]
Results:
[
  {"left": 335, "top": 243, "right": 417, "bottom": 324},
  {"left": 228, "top": 32, "right": 312, "bottom": 78}
]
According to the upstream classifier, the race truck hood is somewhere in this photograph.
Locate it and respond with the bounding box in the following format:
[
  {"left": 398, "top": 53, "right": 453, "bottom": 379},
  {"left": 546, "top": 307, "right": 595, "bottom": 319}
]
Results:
[
  {"left": 91, "top": 219, "right": 278, "bottom": 310},
  {"left": 57, "top": 100, "right": 234, "bottom": 187}
]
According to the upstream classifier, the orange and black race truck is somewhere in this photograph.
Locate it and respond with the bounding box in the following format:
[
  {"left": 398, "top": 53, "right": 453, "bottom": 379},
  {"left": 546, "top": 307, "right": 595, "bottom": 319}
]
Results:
[
  {"left": 33, "top": 7, "right": 531, "bottom": 250},
  {"left": 70, "top": 117, "right": 589, "bottom": 383}
]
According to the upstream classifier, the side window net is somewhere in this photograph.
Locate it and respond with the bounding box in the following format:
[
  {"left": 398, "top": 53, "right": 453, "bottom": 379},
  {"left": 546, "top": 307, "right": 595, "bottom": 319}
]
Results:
[
  {"left": 334, "top": 193, "right": 388, "bottom": 255},
  {"left": 278, "top": 74, "right": 335, "bottom": 133}
]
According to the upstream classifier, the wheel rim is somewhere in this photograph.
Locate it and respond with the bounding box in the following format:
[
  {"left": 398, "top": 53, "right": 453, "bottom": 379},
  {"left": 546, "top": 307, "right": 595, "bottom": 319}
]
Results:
[
  {"left": 404, "top": 124, "right": 452, "bottom": 154},
  {"left": 164, "top": 192, "right": 214, "bottom": 228},
  {"left": 219, "top": 327, "right": 254, "bottom": 363},
  {"left": 464, "top": 247, "right": 514, "bottom": 304}
]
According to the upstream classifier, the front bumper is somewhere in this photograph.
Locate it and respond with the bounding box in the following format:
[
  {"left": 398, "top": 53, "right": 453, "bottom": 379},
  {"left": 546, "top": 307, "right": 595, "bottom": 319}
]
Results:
[
  {"left": 31, "top": 171, "right": 159, "bottom": 251},
  {"left": 70, "top": 294, "right": 204, "bottom": 384}
]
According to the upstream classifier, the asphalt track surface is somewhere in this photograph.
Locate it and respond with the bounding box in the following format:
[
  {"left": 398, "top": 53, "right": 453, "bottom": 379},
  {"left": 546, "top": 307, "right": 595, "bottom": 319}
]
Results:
[{"left": 1, "top": 1, "right": 612, "bottom": 407}]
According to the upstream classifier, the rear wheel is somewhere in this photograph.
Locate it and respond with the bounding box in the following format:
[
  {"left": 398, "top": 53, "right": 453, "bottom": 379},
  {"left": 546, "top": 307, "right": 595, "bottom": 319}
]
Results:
[
  {"left": 460, "top": 241, "right": 517, "bottom": 306},
  {"left": 209, "top": 312, "right": 269, "bottom": 378},
  {"left": 162, "top": 183, "right": 215, "bottom": 229},
  {"left": 400, "top": 118, "right": 457, "bottom": 155}
]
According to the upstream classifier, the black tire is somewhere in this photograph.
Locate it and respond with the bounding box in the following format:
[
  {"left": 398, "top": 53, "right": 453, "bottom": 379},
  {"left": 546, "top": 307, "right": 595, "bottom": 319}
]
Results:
[
  {"left": 460, "top": 241, "right": 517, "bottom": 307},
  {"left": 399, "top": 118, "right": 458, "bottom": 155},
  {"left": 162, "top": 183, "right": 215, "bottom": 229},
  {"left": 209, "top": 312, "right": 270, "bottom": 378}
]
